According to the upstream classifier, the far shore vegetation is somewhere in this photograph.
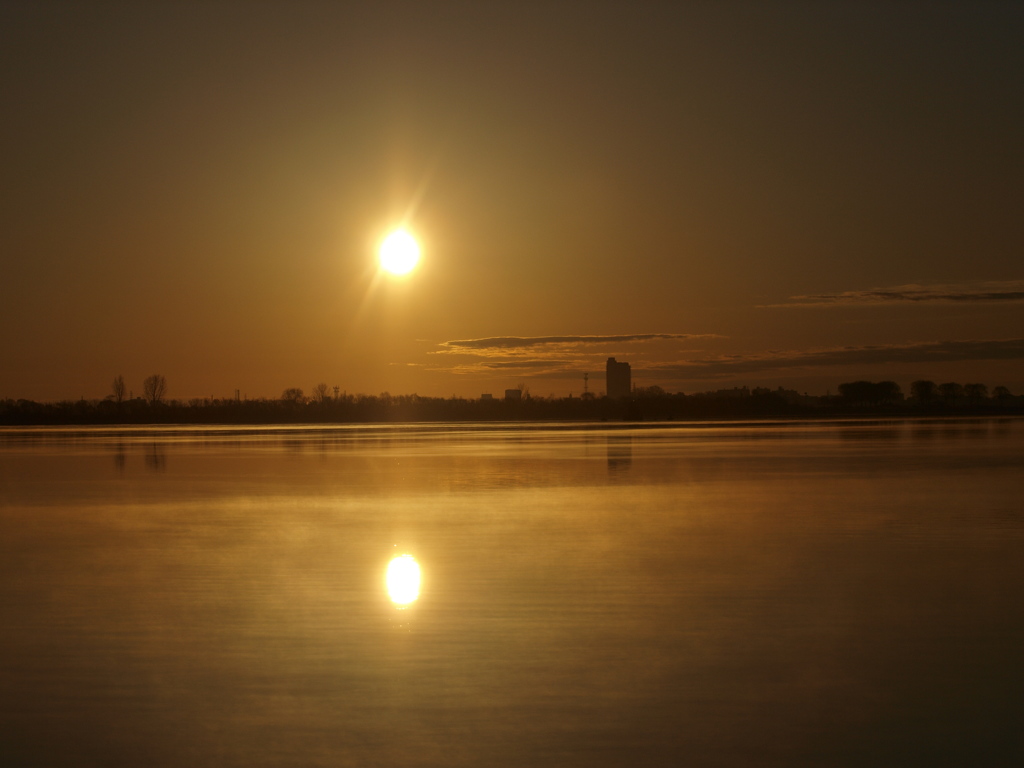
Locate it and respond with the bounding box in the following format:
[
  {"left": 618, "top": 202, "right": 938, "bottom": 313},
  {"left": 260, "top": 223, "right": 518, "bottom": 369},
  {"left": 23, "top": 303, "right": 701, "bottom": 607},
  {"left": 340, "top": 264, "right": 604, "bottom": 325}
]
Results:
[{"left": 1, "top": 376, "right": 1021, "bottom": 426}]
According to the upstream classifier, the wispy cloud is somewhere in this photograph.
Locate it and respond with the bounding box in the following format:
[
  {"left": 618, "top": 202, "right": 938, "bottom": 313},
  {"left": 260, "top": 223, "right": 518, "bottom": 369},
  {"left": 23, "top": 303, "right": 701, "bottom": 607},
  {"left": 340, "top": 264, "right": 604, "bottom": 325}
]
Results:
[
  {"left": 769, "top": 281, "right": 1024, "bottom": 307},
  {"left": 644, "top": 338, "right": 1024, "bottom": 379},
  {"left": 424, "top": 337, "right": 1024, "bottom": 382},
  {"left": 441, "top": 360, "right": 582, "bottom": 378},
  {"left": 459, "top": 359, "right": 564, "bottom": 369},
  {"left": 428, "top": 333, "right": 721, "bottom": 377},
  {"left": 439, "top": 333, "right": 716, "bottom": 351}
]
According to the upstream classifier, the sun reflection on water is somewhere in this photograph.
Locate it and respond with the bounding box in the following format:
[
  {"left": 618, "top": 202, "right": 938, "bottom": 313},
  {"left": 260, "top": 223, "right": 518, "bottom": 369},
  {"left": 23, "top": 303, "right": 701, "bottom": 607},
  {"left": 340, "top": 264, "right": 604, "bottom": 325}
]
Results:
[{"left": 386, "top": 554, "right": 421, "bottom": 607}]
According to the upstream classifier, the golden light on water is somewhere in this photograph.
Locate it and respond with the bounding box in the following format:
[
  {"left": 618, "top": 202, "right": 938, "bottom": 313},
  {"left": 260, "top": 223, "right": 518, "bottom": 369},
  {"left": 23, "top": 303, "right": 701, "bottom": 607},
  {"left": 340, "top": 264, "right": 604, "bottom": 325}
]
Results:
[
  {"left": 378, "top": 229, "right": 420, "bottom": 275},
  {"left": 386, "top": 554, "right": 421, "bottom": 607}
]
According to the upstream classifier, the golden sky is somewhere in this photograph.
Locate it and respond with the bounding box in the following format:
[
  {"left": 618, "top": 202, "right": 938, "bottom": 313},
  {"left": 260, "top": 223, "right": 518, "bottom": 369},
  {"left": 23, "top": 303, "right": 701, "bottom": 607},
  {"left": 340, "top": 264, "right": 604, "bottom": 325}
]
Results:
[{"left": 2, "top": 2, "right": 1023, "bottom": 400}]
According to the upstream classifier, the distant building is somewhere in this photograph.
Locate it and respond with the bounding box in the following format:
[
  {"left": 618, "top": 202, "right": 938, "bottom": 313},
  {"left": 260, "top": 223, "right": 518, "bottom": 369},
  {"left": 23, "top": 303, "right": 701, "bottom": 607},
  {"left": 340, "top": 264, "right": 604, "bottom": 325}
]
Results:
[
  {"left": 606, "top": 358, "right": 631, "bottom": 399},
  {"left": 480, "top": 393, "right": 494, "bottom": 401},
  {"left": 504, "top": 389, "right": 522, "bottom": 401}
]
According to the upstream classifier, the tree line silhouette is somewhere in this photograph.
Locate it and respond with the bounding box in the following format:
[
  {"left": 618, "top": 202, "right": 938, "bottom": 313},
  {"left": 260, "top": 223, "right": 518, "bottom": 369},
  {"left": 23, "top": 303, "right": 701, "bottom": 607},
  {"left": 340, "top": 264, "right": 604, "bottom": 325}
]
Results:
[
  {"left": 1, "top": 374, "right": 1020, "bottom": 425},
  {"left": 836, "top": 379, "right": 1015, "bottom": 407}
]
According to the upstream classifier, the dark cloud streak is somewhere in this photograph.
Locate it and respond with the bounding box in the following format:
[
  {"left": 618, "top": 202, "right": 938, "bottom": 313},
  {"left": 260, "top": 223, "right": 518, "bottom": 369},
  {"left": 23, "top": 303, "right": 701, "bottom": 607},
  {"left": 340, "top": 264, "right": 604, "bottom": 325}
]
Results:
[
  {"left": 772, "top": 281, "right": 1024, "bottom": 307},
  {"left": 440, "top": 333, "right": 715, "bottom": 350},
  {"left": 645, "top": 338, "right": 1024, "bottom": 379}
]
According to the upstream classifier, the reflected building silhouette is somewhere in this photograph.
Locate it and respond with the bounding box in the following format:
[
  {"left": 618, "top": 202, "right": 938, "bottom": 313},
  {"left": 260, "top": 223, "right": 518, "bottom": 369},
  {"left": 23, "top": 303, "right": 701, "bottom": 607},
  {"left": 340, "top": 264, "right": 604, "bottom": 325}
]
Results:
[
  {"left": 606, "top": 358, "right": 631, "bottom": 399},
  {"left": 607, "top": 435, "right": 633, "bottom": 473}
]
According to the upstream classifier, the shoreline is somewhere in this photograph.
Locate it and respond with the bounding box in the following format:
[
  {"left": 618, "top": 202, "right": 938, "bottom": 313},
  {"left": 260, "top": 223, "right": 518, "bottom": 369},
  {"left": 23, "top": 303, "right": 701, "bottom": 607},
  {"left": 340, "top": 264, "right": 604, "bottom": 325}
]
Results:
[{"left": 2, "top": 411, "right": 1022, "bottom": 433}]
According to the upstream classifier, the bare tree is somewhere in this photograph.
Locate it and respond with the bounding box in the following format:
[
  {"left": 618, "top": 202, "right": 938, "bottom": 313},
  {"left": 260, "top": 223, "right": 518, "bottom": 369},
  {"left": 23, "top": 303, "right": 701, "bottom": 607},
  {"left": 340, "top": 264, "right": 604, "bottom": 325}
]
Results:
[
  {"left": 281, "top": 387, "right": 305, "bottom": 404},
  {"left": 143, "top": 374, "right": 167, "bottom": 405},
  {"left": 311, "top": 383, "right": 330, "bottom": 404},
  {"left": 111, "top": 374, "right": 126, "bottom": 405}
]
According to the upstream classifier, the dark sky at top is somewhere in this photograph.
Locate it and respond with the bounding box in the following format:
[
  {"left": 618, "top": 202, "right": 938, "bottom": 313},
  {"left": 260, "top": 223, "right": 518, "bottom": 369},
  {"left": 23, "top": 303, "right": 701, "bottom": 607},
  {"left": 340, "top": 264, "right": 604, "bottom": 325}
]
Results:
[{"left": 2, "top": 2, "right": 1023, "bottom": 400}]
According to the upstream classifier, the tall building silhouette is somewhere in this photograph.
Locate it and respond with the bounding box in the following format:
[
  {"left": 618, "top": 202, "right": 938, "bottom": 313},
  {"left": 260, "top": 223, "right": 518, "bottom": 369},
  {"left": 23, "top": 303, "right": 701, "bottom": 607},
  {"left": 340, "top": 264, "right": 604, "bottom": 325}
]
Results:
[{"left": 606, "top": 357, "right": 631, "bottom": 399}]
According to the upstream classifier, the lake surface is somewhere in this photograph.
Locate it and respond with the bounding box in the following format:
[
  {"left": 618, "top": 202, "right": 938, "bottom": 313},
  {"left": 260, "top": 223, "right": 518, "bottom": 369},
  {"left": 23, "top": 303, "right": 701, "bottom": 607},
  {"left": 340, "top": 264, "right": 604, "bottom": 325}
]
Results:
[{"left": 2, "top": 419, "right": 1023, "bottom": 767}]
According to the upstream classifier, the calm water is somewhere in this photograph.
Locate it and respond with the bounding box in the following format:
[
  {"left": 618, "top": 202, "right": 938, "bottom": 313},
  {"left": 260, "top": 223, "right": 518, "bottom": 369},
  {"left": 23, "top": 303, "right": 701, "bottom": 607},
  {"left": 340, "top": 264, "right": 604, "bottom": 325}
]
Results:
[{"left": 1, "top": 419, "right": 1023, "bottom": 767}]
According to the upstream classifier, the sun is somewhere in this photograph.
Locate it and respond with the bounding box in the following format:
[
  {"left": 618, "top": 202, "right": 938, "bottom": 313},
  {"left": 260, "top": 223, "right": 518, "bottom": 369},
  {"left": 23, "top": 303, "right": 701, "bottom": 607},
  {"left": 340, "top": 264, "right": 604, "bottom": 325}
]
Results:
[
  {"left": 386, "top": 554, "right": 421, "bottom": 607},
  {"left": 379, "top": 229, "right": 421, "bottom": 275}
]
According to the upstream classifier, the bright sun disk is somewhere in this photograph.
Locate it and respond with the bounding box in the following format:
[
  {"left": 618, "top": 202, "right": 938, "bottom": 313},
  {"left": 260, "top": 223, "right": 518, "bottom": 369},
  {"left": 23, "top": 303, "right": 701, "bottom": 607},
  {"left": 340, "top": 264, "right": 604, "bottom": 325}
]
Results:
[
  {"left": 379, "top": 230, "right": 420, "bottom": 275},
  {"left": 386, "top": 554, "right": 421, "bottom": 606}
]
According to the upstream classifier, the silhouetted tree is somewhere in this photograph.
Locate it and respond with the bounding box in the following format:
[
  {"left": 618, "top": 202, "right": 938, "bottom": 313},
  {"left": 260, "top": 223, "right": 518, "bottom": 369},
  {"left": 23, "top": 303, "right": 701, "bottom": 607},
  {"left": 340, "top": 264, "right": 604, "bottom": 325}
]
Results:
[
  {"left": 876, "top": 381, "right": 902, "bottom": 403},
  {"left": 939, "top": 382, "right": 964, "bottom": 402},
  {"left": 111, "top": 375, "right": 126, "bottom": 405},
  {"left": 143, "top": 374, "right": 167, "bottom": 405},
  {"left": 838, "top": 380, "right": 902, "bottom": 406},
  {"left": 993, "top": 386, "right": 1013, "bottom": 401},
  {"left": 636, "top": 385, "right": 666, "bottom": 397},
  {"left": 964, "top": 383, "right": 988, "bottom": 402},
  {"left": 911, "top": 380, "right": 938, "bottom": 403},
  {"left": 311, "top": 383, "right": 330, "bottom": 404},
  {"left": 839, "top": 381, "right": 871, "bottom": 404},
  {"left": 281, "top": 387, "right": 305, "bottom": 404}
]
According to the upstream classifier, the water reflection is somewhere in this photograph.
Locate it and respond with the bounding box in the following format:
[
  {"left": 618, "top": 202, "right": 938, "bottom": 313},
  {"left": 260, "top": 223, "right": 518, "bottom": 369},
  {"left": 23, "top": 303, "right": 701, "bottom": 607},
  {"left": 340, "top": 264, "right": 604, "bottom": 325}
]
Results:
[
  {"left": 606, "top": 435, "right": 632, "bottom": 473},
  {"left": 112, "top": 441, "right": 126, "bottom": 473},
  {"left": 386, "top": 554, "right": 421, "bottom": 607},
  {"left": 3, "top": 420, "right": 1024, "bottom": 767},
  {"left": 144, "top": 443, "right": 166, "bottom": 472}
]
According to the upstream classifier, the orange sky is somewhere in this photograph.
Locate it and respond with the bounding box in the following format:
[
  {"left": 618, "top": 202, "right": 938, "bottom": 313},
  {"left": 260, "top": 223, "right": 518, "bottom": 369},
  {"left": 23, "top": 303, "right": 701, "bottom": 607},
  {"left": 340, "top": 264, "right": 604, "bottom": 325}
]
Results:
[{"left": 2, "top": 3, "right": 1023, "bottom": 401}]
